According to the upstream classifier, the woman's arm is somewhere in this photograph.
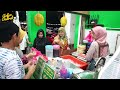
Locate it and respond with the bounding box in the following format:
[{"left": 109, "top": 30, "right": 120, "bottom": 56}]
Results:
[
  {"left": 85, "top": 42, "right": 96, "bottom": 61},
  {"left": 59, "top": 39, "right": 69, "bottom": 49},
  {"left": 52, "top": 36, "right": 59, "bottom": 44},
  {"left": 25, "top": 33, "right": 32, "bottom": 45},
  {"left": 26, "top": 39, "right": 32, "bottom": 45},
  {"left": 65, "top": 39, "right": 70, "bottom": 49}
]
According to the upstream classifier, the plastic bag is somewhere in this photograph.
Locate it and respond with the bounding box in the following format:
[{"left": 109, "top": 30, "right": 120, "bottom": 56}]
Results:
[
  {"left": 31, "top": 47, "right": 48, "bottom": 63},
  {"left": 77, "top": 45, "right": 86, "bottom": 54},
  {"left": 79, "top": 71, "right": 97, "bottom": 79},
  {"left": 98, "top": 45, "right": 120, "bottom": 79}
]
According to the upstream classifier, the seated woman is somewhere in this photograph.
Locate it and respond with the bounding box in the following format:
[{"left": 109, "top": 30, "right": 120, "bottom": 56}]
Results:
[
  {"left": 85, "top": 26, "right": 109, "bottom": 70},
  {"left": 53, "top": 27, "right": 70, "bottom": 55},
  {"left": 33, "top": 29, "right": 51, "bottom": 54}
]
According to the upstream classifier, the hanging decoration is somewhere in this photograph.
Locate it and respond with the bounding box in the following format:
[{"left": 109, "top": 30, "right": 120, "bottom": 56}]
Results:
[
  {"left": 2, "top": 13, "right": 14, "bottom": 21},
  {"left": 60, "top": 15, "right": 67, "bottom": 27},
  {"left": 34, "top": 11, "right": 44, "bottom": 26}
]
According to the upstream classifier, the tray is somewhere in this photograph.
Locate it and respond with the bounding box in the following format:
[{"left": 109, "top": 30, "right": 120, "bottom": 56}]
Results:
[{"left": 61, "top": 55, "right": 88, "bottom": 70}]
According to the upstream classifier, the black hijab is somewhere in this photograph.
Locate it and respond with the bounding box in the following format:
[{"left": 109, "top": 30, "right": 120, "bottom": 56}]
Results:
[{"left": 36, "top": 29, "right": 45, "bottom": 39}]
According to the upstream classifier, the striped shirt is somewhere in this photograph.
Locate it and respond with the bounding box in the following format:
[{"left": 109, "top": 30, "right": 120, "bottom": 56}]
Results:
[{"left": 0, "top": 47, "right": 25, "bottom": 79}]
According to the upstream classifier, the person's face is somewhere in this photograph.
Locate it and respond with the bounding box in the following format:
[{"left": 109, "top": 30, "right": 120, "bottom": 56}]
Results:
[
  {"left": 59, "top": 31, "right": 65, "bottom": 37},
  {"left": 38, "top": 32, "right": 43, "bottom": 38},
  {"left": 91, "top": 30, "right": 96, "bottom": 40},
  {"left": 89, "top": 31, "right": 91, "bottom": 34}
]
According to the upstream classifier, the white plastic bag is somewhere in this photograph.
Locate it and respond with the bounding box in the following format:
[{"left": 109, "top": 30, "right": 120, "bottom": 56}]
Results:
[{"left": 98, "top": 45, "right": 120, "bottom": 79}]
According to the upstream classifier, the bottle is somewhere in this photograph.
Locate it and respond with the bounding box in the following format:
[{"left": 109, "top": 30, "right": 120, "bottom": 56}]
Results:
[
  {"left": 45, "top": 45, "right": 53, "bottom": 58},
  {"left": 53, "top": 45, "right": 60, "bottom": 57},
  {"left": 60, "top": 65, "right": 67, "bottom": 79}
]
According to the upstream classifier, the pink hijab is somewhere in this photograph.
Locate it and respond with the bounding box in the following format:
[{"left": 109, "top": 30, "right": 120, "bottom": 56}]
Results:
[{"left": 92, "top": 26, "right": 109, "bottom": 57}]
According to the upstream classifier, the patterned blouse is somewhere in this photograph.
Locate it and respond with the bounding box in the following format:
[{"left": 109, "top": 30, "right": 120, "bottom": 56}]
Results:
[{"left": 0, "top": 47, "right": 25, "bottom": 79}]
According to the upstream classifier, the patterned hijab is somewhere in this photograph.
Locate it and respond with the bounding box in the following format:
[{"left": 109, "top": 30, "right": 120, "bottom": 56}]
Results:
[{"left": 58, "top": 27, "right": 67, "bottom": 40}]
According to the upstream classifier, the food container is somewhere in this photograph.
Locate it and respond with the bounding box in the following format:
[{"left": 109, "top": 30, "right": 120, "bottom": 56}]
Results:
[{"left": 61, "top": 55, "right": 88, "bottom": 70}]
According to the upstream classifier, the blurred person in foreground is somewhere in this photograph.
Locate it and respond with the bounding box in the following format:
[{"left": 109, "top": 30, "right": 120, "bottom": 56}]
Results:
[{"left": 0, "top": 22, "right": 37, "bottom": 79}]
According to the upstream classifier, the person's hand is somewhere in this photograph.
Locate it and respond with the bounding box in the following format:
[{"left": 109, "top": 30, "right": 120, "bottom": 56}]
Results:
[
  {"left": 26, "top": 61, "right": 33, "bottom": 68},
  {"left": 28, "top": 42, "right": 32, "bottom": 45},
  {"left": 23, "top": 60, "right": 33, "bottom": 69},
  {"left": 26, "top": 52, "right": 36, "bottom": 59},
  {"left": 54, "top": 39, "right": 60, "bottom": 44},
  {"left": 23, "top": 62, "right": 37, "bottom": 79},
  {"left": 67, "top": 47, "right": 70, "bottom": 50},
  {"left": 28, "top": 62, "right": 37, "bottom": 74}
]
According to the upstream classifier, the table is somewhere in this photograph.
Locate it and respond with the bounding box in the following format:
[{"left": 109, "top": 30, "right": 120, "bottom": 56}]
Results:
[{"left": 60, "top": 49, "right": 77, "bottom": 56}]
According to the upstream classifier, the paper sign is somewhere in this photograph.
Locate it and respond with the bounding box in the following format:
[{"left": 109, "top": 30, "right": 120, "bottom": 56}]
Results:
[
  {"left": 33, "top": 57, "right": 46, "bottom": 79},
  {"left": 42, "top": 64, "right": 55, "bottom": 79}
]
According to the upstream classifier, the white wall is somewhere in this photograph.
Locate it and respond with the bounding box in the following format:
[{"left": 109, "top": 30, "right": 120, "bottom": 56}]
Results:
[
  {"left": 65, "top": 12, "right": 78, "bottom": 45},
  {"left": 65, "top": 12, "right": 71, "bottom": 44},
  {"left": 69, "top": 13, "right": 76, "bottom": 44},
  {"left": 85, "top": 29, "right": 120, "bottom": 54},
  {"left": 13, "top": 11, "right": 21, "bottom": 27},
  {"left": 77, "top": 15, "right": 82, "bottom": 47}
]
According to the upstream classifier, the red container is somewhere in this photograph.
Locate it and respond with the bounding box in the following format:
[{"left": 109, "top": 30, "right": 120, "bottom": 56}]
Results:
[{"left": 61, "top": 55, "right": 88, "bottom": 70}]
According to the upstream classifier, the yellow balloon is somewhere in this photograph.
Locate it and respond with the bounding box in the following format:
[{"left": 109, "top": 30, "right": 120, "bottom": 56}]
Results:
[
  {"left": 34, "top": 13, "right": 44, "bottom": 26},
  {"left": 60, "top": 16, "right": 67, "bottom": 27}
]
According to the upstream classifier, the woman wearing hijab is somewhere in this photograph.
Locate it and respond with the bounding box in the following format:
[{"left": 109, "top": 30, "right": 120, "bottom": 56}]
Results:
[
  {"left": 53, "top": 27, "right": 70, "bottom": 55},
  {"left": 85, "top": 26, "right": 109, "bottom": 70},
  {"left": 33, "top": 29, "right": 51, "bottom": 54}
]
